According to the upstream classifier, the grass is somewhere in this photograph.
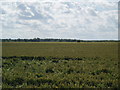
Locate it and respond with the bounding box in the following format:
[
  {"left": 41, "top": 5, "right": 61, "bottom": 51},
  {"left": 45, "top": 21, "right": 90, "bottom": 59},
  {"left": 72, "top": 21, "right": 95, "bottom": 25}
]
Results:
[{"left": 2, "top": 42, "right": 119, "bottom": 88}]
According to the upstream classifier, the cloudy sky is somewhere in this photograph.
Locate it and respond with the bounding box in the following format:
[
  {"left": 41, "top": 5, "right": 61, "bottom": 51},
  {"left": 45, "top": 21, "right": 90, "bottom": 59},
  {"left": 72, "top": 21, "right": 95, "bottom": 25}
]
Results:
[{"left": 0, "top": 0, "right": 119, "bottom": 40}]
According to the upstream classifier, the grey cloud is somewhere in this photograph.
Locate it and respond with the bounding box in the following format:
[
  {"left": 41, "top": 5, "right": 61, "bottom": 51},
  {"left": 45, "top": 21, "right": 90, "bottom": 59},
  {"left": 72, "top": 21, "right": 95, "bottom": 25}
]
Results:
[
  {"left": 88, "top": 9, "right": 97, "bottom": 16},
  {"left": 0, "top": 8, "right": 6, "bottom": 14},
  {"left": 17, "top": 3, "right": 26, "bottom": 10},
  {"left": 18, "top": 4, "right": 53, "bottom": 24}
]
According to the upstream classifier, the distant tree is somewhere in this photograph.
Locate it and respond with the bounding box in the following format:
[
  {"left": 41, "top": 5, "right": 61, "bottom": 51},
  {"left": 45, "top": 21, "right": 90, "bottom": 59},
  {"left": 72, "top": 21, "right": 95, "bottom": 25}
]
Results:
[
  {"left": 77, "top": 40, "right": 81, "bottom": 42},
  {"left": 17, "top": 38, "right": 21, "bottom": 42}
]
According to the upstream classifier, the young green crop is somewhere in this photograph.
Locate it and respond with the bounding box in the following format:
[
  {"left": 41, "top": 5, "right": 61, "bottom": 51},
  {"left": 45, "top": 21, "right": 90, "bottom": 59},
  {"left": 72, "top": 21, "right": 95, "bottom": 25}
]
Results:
[
  {"left": 2, "top": 42, "right": 119, "bottom": 88},
  {"left": 2, "top": 42, "right": 118, "bottom": 58}
]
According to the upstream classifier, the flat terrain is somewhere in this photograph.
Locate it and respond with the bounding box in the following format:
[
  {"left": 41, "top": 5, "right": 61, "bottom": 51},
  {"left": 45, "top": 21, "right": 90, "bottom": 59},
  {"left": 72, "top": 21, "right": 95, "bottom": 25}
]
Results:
[
  {"left": 2, "top": 42, "right": 119, "bottom": 88},
  {"left": 2, "top": 42, "right": 118, "bottom": 58}
]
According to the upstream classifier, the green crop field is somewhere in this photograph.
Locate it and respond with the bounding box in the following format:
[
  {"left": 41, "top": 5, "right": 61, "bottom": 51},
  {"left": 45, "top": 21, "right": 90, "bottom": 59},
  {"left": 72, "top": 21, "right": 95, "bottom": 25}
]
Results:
[
  {"left": 2, "top": 42, "right": 119, "bottom": 88},
  {"left": 2, "top": 42, "right": 118, "bottom": 58}
]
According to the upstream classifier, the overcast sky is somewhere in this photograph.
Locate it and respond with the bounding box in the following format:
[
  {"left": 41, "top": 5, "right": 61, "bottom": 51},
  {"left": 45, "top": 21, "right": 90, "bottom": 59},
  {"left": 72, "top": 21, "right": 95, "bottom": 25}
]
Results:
[{"left": 0, "top": 0, "right": 118, "bottom": 40}]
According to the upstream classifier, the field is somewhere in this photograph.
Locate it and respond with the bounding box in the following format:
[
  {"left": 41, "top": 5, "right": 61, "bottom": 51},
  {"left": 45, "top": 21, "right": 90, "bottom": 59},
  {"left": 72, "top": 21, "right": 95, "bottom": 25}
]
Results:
[{"left": 2, "top": 42, "right": 119, "bottom": 88}]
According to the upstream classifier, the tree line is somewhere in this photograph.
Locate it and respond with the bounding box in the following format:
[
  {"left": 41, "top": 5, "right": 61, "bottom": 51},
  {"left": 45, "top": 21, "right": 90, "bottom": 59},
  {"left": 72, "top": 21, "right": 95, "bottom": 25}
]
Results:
[{"left": 0, "top": 38, "right": 119, "bottom": 42}]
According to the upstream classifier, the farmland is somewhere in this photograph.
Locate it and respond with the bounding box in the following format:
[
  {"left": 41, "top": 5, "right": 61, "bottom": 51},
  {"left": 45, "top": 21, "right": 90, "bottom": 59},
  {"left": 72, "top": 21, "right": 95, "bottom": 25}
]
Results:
[{"left": 2, "top": 42, "right": 119, "bottom": 88}]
